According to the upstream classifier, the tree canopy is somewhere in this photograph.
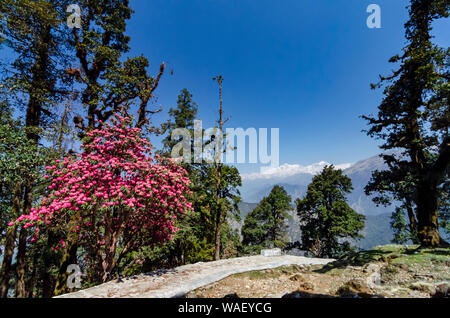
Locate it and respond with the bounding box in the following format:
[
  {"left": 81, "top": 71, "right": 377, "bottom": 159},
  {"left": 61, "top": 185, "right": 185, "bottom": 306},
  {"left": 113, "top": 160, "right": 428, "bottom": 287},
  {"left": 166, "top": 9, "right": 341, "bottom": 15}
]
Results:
[
  {"left": 363, "top": 0, "right": 449, "bottom": 246},
  {"left": 242, "top": 185, "right": 292, "bottom": 253},
  {"left": 296, "top": 166, "right": 365, "bottom": 258}
]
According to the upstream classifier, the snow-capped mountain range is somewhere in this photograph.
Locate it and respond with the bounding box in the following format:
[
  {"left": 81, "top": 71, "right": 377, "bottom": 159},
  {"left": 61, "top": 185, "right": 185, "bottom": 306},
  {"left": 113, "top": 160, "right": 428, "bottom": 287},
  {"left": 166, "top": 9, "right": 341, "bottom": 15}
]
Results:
[{"left": 239, "top": 154, "right": 392, "bottom": 216}]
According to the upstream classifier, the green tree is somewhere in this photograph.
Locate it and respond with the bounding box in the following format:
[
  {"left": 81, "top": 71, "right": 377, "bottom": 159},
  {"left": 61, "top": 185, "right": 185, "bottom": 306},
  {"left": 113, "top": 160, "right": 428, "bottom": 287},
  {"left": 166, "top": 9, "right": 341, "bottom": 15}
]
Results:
[
  {"left": 160, "top": 88, "right": 198, "bottom": 158},
  {"left": 241, "top": 185, "right": 292, "bottom": 253},
  {"left": 296, "top": 166, "right": 365, "bottom": 258},
  {"left": 365, "top": 166, "right": 420, "bottom": 244},
  {"left": 54, "top": 0, "right": 168, "bottom": 295},
  {"left": 68, "top": 0, "right": 165, "bottom": 136},
  {"left": 0, "top": 101, "right": 54, "bottom": 297},
  {"left": 151, "top": 89, "right": 216, "bottom": 266},
  {"left": 208, "top": 75, "right": 243, "bottom": 260},
  {"left": 0, "top": 0, "right": 71, "bottom": 297},
  {"left": 362, "top": 0, "right": 449, "bottom": 247},
  {"left": 390, "top": 207, "right": 412, "bottom": 245},
  {"left": 206, "top": 164, "right": 242, "bottom": 260}
]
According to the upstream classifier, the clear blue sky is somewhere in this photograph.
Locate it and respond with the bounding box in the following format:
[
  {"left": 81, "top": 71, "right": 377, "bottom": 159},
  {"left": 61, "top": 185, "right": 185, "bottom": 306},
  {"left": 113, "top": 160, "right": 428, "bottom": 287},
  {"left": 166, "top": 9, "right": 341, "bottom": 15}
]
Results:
[{"left": 124, "top": 0, "right": 448, "bottom": 174}]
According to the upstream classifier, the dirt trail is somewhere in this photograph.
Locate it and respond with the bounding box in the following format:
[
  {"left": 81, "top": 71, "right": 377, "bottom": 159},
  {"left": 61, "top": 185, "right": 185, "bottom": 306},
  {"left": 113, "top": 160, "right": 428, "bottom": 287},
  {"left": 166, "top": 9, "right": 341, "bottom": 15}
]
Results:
[{"left": 56, "top": 255, "right": 334, "bottom": 298}]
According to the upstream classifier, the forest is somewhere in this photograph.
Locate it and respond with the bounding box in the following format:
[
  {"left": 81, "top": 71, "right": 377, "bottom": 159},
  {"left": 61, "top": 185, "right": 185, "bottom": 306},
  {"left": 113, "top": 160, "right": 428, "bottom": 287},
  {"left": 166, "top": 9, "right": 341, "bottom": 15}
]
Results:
[{"left": 0, "top": 0, "right": 448, "bottom": 298}]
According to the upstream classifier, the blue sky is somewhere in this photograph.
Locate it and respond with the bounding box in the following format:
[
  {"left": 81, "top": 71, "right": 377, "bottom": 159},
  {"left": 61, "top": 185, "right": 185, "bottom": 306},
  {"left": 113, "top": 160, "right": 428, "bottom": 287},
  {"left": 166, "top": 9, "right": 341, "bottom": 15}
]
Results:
[
  {"left": 11, "top": 0, "right": 449, "bottom": 175},
  {"left": 124, "top": 0, "right": 445, "bottom": 174}
]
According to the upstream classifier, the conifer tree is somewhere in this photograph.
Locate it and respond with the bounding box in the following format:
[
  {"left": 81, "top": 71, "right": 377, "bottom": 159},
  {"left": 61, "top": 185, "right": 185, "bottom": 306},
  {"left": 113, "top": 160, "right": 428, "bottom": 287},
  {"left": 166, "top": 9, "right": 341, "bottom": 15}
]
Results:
[
  {"left": 0, "top": 0, "right": 71, "bottom": 297},
  {"left": 161, "top": 88, "right": 198, "bottom": 157},
  {"left": 296, "top": 166, "right": 365, "bottom": 258},
  {"left": 242, "top": 185, "right": 292, "bottom": 253},
  {"left": 362, "top": 0, "right": 449, "bottom": 246}
]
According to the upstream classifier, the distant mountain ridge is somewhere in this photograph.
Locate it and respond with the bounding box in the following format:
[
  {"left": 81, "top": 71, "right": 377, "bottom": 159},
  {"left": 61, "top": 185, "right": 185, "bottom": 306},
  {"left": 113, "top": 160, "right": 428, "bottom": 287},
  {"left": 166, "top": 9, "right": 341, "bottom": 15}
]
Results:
[
  {"left": 234, "top": 154, "right": 396, "bottom": 250},
  {"left": 233, "top": 202, "right": 393, "bottom": 251},
  {"left": 240, "top": 154, "right": 392, "bottom": 215}
]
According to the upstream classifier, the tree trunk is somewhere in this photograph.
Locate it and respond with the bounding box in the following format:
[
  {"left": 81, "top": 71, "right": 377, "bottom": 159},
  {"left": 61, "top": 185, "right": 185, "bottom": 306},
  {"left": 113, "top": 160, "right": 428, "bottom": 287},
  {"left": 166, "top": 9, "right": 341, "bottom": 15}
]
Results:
[
  {"left": 27, "top": 250, "right": 39, "bottom": 298},
  {"left": 405, "top": 204, "right": 419, "bottom": 244},
  {"left": 53, "top": 242, "right": 78, "bottom": 296},
  {"left": 214, "top": 217, "right": 222, "bottom": 261},
  {"left": 0, "top": 183, "right": 22, "bottom": 298},
  {"left": 15, "top": 178, "right": 33, "bottom": 298},
  {"left": 14, "top": 226, "right": 27, "bottom": 297},
  {"left": 101, "top": 236, "right": 118, "bottom": 283},
  {"left": 416, "top": 180, "right": 441, "bottom": 247},
  {"left": 213, "top": 76, "right": 224, "bottom": 261},
  {"left": 42, "top": 231, "right": 58, "bottom": 298},
  {"left": 0, "top": 226, "right": 17, "bottom": 298},
  {"left": 53, "top": 209, "right": 81, "bottom": 296}
]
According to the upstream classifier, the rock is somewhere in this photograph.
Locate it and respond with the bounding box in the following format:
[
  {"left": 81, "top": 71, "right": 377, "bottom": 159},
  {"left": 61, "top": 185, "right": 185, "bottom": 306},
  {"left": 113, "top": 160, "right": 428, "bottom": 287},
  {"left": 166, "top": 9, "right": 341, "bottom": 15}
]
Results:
[
  {"left": 433, "top": 282, "right": 449, "bottom": 298},
  {"left": 388, "top": 254, "right": 399, "bottom": 261},
  {"left": 337, "top": 279, "right": 373, "bottom": 298},
  {"left": 363, "top": 263, "right": 381, "bottom": 273},
  {"left": 282, "top": 290, "right": 333, "bottom": 298},
  {"left": 289, "top": 274, "right": 305, "bottom": 282},
  {"left": 299, "top": 281, "right": 314, "bottom": 291},
  {"left": 261, "top": 248, "right": 282, "bottom": 257},
  {"left": 366, "top": 271, "right": 381, "bottom": 289},
  {"left": 282, "top": 291, "right": 303, "bottom": 298},
  {"left": 410, "top": 281, "right": 436, "bottom": 295}
]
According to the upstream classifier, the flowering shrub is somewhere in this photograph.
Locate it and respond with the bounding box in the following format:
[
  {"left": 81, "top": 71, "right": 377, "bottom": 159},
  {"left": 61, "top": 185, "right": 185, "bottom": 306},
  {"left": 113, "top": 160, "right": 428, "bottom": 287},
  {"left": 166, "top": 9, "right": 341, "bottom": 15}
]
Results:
[{"left": 11, "top": 115, "right": 193, "bottom": 282}]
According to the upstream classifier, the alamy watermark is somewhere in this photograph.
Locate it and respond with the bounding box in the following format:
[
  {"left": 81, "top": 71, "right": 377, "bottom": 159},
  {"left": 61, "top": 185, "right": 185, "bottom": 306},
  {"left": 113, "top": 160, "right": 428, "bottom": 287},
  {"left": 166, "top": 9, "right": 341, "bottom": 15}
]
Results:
[
  {"left": 66, "top": 4, "right": 381, "bottom": 30},
  {"left": 66, "top": 264, "right": 82, "bottom": 289},
  {"left": 67, "top": 4, "right": 81, "bottom": 29},
  {"left": 366, "top": 4, "right": 381, "bottom": 29},
  {"left": 170, "top": 120, "right": 279, "bottom": 172}
]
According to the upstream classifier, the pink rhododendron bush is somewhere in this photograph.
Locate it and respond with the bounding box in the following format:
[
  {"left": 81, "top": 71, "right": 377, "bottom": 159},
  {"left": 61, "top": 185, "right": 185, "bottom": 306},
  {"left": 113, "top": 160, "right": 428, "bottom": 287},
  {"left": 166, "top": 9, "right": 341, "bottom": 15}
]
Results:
[{"left": 11, "top": 115, "right": 193, "bottom": 283}]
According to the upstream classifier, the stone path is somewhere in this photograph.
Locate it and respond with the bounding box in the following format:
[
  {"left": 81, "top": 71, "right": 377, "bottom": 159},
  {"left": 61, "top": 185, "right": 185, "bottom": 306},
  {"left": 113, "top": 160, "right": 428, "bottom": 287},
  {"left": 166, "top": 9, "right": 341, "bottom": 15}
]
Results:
[{"left": 57, "top": 255, "right": 334, "bottom": 298}]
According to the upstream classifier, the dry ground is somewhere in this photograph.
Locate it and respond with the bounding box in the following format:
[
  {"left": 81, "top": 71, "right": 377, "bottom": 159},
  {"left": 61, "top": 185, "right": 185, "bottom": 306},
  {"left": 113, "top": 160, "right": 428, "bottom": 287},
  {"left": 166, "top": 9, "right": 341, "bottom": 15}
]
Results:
[{"left": 185, "top": 245, "right": 450, "bottom": 298}]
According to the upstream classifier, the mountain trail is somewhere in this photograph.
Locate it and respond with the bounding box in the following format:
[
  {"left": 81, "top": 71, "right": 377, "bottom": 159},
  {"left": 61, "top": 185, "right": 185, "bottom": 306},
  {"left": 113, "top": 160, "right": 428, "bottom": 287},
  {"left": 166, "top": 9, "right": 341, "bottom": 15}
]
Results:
[{"left": 56, "top": 255, "right": 334, "bottom": 298}]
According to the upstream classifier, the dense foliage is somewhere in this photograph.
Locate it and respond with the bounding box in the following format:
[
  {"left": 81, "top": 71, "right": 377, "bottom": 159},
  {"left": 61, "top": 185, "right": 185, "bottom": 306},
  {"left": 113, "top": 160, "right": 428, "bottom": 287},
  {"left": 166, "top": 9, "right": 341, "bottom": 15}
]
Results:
[
  {"left": 296, "top": 166, "right": 365, "bottom": 258},
  {"left": 241, "top": 185, "right": 292, "bottom": 254},
  {"left": 363, "top": 0, "right": 449, "bottom": 246},
  {"left": 12, "top": 115, "right": 193, "bottom": 284}
]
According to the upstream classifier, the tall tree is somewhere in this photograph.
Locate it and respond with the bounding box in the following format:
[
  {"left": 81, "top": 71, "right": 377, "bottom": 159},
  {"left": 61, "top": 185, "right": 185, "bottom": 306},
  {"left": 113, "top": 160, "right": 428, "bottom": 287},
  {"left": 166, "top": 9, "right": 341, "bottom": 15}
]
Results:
[
  {"left": 152, "top": 89, "right": 214, "bottom": 266},
  {"left": 193, "top": 163, "right": 242, "bottom": 260},
  {"left": 160, "top": 88, "right": 198, "bottom": 158},
  {"left": 68, "top": 0, "right": 165, "bottom": 137},
  {"left": 212, "top": 75, "right": 225, "bottom": 260},
  {"left": 207, "top": 75, "right": 242, "bottom": 260},
  {"left": 296, "top": 166, "right": 365, "bottom": 258},
  {"left": 54, "top": 0, "right": 167, "bottom": 294},
  {"left": 362, "top": 0, "right": 449, "bottom": 247},
  {"left": 0, "top": 0, "right": 71, "bottom": 297},
  {"left": 242, "top": 185, "right": 292, "bottom": 253}
]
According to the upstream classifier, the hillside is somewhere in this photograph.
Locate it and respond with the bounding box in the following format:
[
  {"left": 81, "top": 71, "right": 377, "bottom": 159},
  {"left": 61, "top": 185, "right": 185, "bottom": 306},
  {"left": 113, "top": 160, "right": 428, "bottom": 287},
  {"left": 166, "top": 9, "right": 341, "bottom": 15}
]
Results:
[{"left": 186, "top": 245, "right": 450, "bottom": 298}]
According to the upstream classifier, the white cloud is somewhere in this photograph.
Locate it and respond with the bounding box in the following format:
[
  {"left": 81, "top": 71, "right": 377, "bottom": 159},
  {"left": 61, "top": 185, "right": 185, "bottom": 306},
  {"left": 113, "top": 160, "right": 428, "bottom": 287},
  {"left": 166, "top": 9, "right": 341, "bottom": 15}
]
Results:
[{"left": 242, "top": 161, "right": 353, "bottom": 180}]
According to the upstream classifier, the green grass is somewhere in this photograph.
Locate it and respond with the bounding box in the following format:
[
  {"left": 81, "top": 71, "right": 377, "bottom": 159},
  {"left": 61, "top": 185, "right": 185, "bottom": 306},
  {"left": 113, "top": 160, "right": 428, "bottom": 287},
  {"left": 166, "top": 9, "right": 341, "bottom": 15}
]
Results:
[
  {"left": 391, "top": 247, "right": 450, "bottom": 266},
  {"left": 233, "top": 265, "right": 303, "bottom": 280},
  {"left": 316, "top": 244, "right": 450, "bottom": 273}
]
